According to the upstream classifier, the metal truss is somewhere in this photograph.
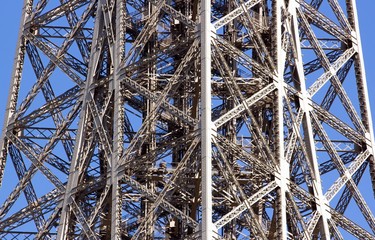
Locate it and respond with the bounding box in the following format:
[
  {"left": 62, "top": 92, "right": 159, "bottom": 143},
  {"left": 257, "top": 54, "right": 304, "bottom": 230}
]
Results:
[{"left": 1, "top": 0, "right": 375, "bottom": 239}]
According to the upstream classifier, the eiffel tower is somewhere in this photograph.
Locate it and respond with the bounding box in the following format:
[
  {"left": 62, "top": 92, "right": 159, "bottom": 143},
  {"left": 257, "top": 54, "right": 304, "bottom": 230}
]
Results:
[{"left": 1, "top": 0, "right": 375, "bottom": 239}]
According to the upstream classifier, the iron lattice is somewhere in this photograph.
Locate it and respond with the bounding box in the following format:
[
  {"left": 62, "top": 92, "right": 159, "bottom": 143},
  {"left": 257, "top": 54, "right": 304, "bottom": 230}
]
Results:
[{"left": 1, "top": 0, "right": 375, "bottom": 239}]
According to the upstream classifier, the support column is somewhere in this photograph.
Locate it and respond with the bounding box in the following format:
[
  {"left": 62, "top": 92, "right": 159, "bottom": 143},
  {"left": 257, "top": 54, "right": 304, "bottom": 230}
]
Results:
[
  {"left": 201, "top": 0, "right": 213, "bottom": 238},
  {"left": 0, "top": 0, "right": 31, "bottom": 187},
  {"left": 56, "top": 3, "right": 104, "bottom": 238},
  {"left": 346, "top": 0, "right": 375, "bottom": 198},
  {"left": 274, "top": 0, "right": 288, "bottom": 239},
  {"left": 289, "top": 1, "right": 331, "bottom": 238},
  {"left": 111, "top": 0, "right": 125, "bottom": 239}
]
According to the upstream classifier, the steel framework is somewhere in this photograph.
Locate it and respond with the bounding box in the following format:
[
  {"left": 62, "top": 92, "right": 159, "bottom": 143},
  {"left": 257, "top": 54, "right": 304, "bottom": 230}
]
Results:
[{"left": 1, "top": 0, "right": 375, "bottom": 239}]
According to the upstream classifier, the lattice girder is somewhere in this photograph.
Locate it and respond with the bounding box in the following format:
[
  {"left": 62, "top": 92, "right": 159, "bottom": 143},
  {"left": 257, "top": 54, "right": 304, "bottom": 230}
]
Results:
[{"left": 0, "top": 0, "right": 375, "bottom": 239}]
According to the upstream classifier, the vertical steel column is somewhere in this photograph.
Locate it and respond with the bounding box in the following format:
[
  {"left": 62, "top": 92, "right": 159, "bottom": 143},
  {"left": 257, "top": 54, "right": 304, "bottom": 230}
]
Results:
[
  {"left": 275, "top": 1, "right": 287, "bottom": 239},
  {"left": 0, "top": 0, "right": 31, "bottom": 187},
  {"left": 290, "top": 1, "right": 331, "bottom": 238},
  {"left": 201, "top": 0, "right": 213, "bottom": 238},
  {"left": 111, "top": 0, "right": 124, "bottom": 238},
  {"left": 56, "top": 3, "right": 103, "bottom": 238},
  {"left": 347, "top": 0, "right": 375, "bottom": 197}
]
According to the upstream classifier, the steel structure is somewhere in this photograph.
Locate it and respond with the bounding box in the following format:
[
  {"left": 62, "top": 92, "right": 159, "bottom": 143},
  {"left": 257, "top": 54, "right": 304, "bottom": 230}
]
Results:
[{"left": 1, "top": 0, "right": 375, "bottom": 239}]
